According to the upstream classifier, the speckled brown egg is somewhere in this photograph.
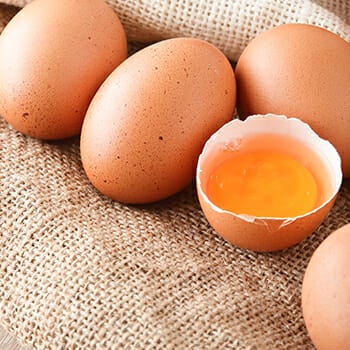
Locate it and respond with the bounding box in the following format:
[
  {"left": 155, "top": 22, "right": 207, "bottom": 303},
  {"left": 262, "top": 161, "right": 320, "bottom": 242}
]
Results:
[
  {"left": 302, "top": 223, "right": 350, "bottom": 350},
  {"left": 0, "top": 0, "right": 127, "bottom": 139},
  {"left": 235, "top": 23, "right": 350, "bottom": 177},
  {"left": 81, "top": 37, "right": 236, "bottom": 204}
]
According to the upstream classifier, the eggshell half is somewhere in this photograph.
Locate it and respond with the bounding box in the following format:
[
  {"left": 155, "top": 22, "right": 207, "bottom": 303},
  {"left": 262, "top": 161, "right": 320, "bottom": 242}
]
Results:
[
  {"left": 196, "top": 114, "right": 342, "bottom": 252},
  {"left": 81, "top": 37, "right": 236, "bottom": 204},
  {"left": 0, "top": 0, "right": 127, "bottom": 139},
  {"left": 302, "top": 223, "right": 350, "bottom": 350},
  {"left": 235, "top": 23, "right": 350, "bottom": 177}
]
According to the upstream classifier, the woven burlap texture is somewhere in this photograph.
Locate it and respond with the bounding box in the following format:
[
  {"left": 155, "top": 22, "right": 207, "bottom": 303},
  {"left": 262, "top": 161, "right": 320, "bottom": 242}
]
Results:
[
  {"left": 1, "top": 1, "right": 350, "bottom": 349},
  {"left": 2, "top": 0, "right": 350, "bottom": 61}
]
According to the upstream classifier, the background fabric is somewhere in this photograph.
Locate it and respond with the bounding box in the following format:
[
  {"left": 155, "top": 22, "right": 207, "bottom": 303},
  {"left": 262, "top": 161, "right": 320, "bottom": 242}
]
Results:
[
  {"left": 1, "top": 0, "right": 350, "bottom": 61},
  {"left": 1, "top": 1, "right": 350, "bottom": 349}
]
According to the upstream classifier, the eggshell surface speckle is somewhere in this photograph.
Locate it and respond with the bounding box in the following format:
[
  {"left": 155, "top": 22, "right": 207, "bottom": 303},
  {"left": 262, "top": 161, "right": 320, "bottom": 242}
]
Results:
[
  {"left": 81, "top": 37, "right": 236, "bottom": 204},
  {"left": 302, "top": 223, "right": 350, "bottom": 350},
  {"left": 0, "top": 0, "right": 127, "bottom": 139},
  {"left": 235, "top": 23, "right": 350, "bottom": 177}
]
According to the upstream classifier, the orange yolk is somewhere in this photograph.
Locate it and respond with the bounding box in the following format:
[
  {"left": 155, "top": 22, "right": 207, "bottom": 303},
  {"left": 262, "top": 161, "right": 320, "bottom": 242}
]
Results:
[{"left": 206, "top": 151, "right": 318, "bottom": 218}]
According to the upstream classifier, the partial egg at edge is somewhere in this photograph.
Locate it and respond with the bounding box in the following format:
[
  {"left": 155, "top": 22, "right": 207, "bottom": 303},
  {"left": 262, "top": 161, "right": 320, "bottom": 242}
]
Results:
[
  {"left": 0, "top": 0, "right": 128, "bottom": 140},
  {"left": 302, "top": 223, "right": 350, "bottom": 350}
]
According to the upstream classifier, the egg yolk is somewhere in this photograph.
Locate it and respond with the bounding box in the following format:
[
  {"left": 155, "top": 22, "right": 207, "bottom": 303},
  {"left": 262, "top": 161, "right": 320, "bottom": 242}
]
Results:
[{"left": 207, "top": 151, "right": 318, "bottom": 218}]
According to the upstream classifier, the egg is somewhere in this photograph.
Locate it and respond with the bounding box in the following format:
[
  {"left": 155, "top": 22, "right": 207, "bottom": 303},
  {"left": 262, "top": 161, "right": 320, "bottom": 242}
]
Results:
[
  {"left": 196, "top": 114, "right": 342, "bottom": 252},
  {"left": 235, "top": 23, "right": 350, "bottom": 177},
  {"left": 302, "top": 223, "right": 350, "bottom": 350},
  {"left": 81, "top": 37, "right": 236, "bottom": 204},
  {"left": 0, "top": 0, "right": 127, "bottom": 139}
]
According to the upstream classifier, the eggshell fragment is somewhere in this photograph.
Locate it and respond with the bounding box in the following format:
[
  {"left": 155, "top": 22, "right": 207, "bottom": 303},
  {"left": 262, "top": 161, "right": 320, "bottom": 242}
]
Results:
[
  {"left": 235, "top": 23, "right": 350, "bottom": 177},
  {"left": 0, "top": 0, "right": 127, "bottom": 139},
  {"left": 81, "top": 37, "right": 236, "bottom": 204},
  {"left": 196, "top": 114, "right": 342, "bottom": 252},
  {"left": 302, "top": 223, "right": 350, "bottom": 350}
]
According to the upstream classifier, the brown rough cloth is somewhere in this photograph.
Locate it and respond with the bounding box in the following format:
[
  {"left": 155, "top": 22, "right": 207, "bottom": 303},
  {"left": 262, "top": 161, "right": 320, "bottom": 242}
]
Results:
[
  {"left": 2, "top": 0, "right": 350, "bottom": 61},
  {"left": 0, "top": 1, "right": 350, "bottom": 349}
]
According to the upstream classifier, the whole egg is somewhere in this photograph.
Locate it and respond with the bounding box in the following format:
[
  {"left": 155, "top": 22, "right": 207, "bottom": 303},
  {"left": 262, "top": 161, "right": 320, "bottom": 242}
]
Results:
[
  {"left": 235, "top": 24, "right": 350, "bottom": 177},
  {"left": 81, "top": 37, "right": 236, "bottom": 204},
  {"left": 0, "top": 0, "right": 127, "bottom": 139}
]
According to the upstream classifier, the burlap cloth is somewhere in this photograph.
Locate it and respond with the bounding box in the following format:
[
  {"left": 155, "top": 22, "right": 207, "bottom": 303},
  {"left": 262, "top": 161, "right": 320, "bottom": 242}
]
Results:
[{"left": 1, "top": 1, "right": 350, "bottom": 349}]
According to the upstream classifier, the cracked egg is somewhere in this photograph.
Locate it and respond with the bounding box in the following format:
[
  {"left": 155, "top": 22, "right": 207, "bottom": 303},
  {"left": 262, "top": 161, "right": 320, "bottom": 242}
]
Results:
[{"left": 196, "top": 114, "right": 342, "bottom": 252}]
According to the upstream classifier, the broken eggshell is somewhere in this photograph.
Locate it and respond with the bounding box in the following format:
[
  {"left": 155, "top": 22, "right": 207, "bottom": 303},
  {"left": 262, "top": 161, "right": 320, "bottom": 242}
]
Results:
[{"left": 196, "top": 114, "right": 342, "bottom": 252}]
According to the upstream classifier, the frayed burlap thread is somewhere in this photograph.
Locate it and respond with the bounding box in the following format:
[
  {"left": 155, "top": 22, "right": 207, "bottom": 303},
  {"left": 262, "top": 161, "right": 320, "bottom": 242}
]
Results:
[{"left": 1, "top": 2, "right": 350, "bottom": 349}]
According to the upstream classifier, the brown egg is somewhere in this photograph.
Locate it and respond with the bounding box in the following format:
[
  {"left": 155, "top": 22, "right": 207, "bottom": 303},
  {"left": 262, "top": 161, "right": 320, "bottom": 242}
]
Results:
[
  {"left": 302, "top": 223, "right": 350, "bottom": 350},
  {"left": 235, "top": 23, "right": 350, "bottom": 177},
  {"left": 81, "top": 37, "right": 236, "bottom": 204},
  {"left": 196, "top": 114, "right": 342, "bottom": 252},
  {"left": 0, "top": 0, "right": 127, "bottom": 139}
]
